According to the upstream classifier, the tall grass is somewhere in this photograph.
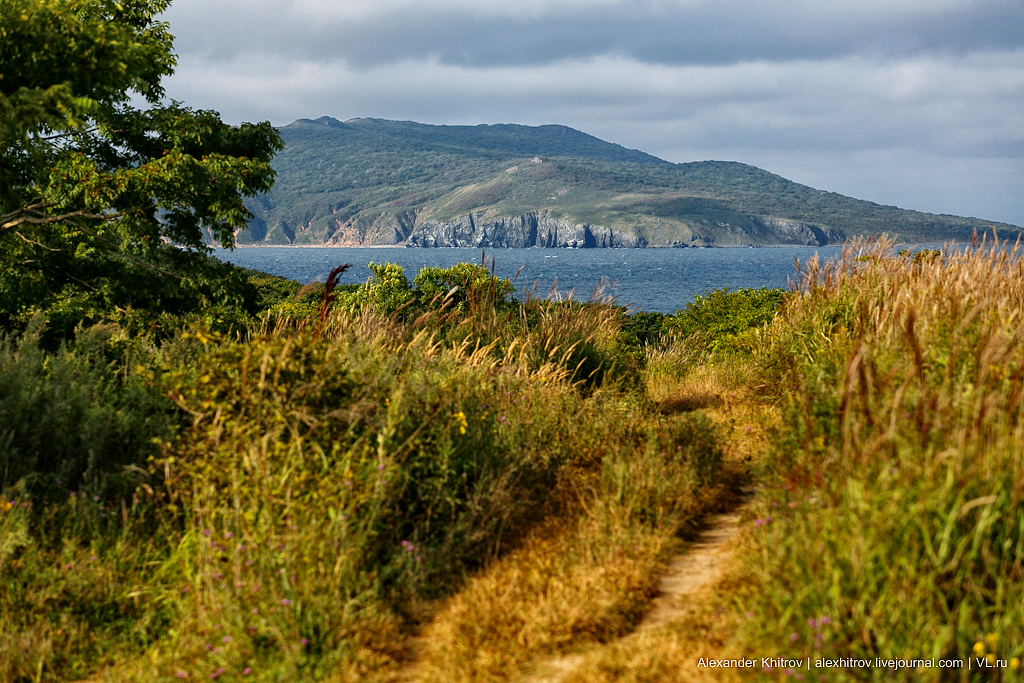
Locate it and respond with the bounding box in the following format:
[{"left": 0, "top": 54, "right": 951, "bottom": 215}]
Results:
[
  {"left": 0, "top": 260, "right": 732, "bottom": 682},
  {"left": 733, "top": 238, "right": 1024, "bottom": 679}
]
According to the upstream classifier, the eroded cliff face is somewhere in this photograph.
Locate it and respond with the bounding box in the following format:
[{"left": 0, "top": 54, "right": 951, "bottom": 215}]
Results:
[
  {"left": 243, "top": 209, "right": 843, "bottom": 248},
  {"left": 755, "top": 217, "right": 844, "bottom": 246},
  {"left": 406, "top": 212, "right": 647, "bottom": 248}
]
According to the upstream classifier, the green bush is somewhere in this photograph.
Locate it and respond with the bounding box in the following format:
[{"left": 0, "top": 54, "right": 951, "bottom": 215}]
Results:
[
  {"left": 0, "top": 321, "right": 175, "bottom": 501},
  {"left": 413, "top": 262, "right": 514, "bottom": 311},
  {"left": 665, "top": 287, "right": 785, "bottom": 353}
]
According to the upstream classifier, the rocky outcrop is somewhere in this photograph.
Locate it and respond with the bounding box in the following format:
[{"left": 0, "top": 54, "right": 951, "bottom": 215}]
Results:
[
  {"left": 753, "top": 217, "right": 843, "bottom": 246},
  {"left": 407, "top": 212, "right": 646, "bottom": 248}
]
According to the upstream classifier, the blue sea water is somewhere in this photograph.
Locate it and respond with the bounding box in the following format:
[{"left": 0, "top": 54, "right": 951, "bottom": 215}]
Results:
[{"left": 215, "top": 246, "right": 849, "bottom": 314}]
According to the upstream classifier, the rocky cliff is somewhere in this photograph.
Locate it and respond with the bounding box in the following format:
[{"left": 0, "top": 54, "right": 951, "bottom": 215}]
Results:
[{"left": 406, "top": 212, "right": 648, "bottom": 248}]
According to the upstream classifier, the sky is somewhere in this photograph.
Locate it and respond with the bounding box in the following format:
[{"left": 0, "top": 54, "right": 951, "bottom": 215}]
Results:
[{"left": 160, "top": 0, "right": 1024, "bottom": 226}]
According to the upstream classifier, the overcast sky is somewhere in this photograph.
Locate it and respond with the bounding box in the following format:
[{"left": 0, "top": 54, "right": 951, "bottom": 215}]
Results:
[{"left": 160, "top": 0, "right": 1024, "bottom": 226}]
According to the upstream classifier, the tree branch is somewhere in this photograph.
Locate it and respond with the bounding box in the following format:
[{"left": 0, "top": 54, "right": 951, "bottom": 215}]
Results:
[
  {"left": 66, "top": 219, "right": 184, "bottom": 281},
  {"left": 2, "top": 206, "right": 120, "bottom": 231}
]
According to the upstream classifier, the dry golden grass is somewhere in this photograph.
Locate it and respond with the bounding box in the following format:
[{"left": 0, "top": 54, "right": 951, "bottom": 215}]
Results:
[
  {"left": 406, "top": 517, "right": 671, "bottom": 683},
  {"left": 391, "top": 345, "right": 774, "bottom": 683}
]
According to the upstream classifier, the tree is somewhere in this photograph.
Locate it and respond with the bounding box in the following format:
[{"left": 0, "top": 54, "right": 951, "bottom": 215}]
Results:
[{"left": 0, "top": 0, "right": 283, "bottom": 337}]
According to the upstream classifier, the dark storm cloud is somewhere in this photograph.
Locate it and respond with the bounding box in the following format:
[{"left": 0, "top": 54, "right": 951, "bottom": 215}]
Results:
[{"left": 165, "top": 0, "right": 1024, "bottom": 68}]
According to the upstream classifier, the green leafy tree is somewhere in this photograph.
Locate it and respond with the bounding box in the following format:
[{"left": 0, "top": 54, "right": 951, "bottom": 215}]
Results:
[{"left": 0, "top": 0, "right": 283, "bottom": 337}]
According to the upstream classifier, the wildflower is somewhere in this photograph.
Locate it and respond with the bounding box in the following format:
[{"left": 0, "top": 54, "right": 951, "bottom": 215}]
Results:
[
  {"left": 90, "top": 556, "right": 97, "bottom": 561},
  {"left": 282, "top": 598, "right": 291, "bottom": 606},
  {"left": 252, "top": 608, "right": 259, "bottom": 615},
  {"left": 225, "top": 532, "right": 233, "bottom": 539},
  {"left": 202, "top": 530, "right": 211, "bottom": 536},
  {"left": 973, "top": 641, "right": 986, "bottom": 656},
  {"left": 94, "top": 496, "right": 100, "bottom": 501},
  {"left": 243, "top": 669, "right": 251, "bottom": 675},
  {"left": 1010, "top": 658, "right": 1020, "bottom": 670},
  {"left": 177, "top": 672, "right": 188, "bottom": 679},
  {"left": 205, "top": 644, "right": 213, "bottom": 651},
  {"left": 344, "top": 480, "right": 352, "bottom": 487},
  {"left": 789, "top": 633, "right": 799, "bottom": 642},
  {"left": 377, "top": 464, "right": 385, "bottom": 471},
  {"left": 222, "top": 637, "right": 231, "bottom": 643},
  {"left": 784, "top": 668, "right": 793, "bottom": 675},
  {"left": 65, "top": 563, "right": 72, "bottom": 569},
  {"left": 301, "top": 638, "right": 308, "bottom": 646}
]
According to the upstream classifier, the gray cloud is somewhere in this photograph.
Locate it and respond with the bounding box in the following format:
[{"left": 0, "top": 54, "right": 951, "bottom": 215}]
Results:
[
  {"left": 164, "top": 0, "right": 1024, "bottom": 68},
  {"left": 158, "top": 0, "right": 1024, "bottom": 226}
]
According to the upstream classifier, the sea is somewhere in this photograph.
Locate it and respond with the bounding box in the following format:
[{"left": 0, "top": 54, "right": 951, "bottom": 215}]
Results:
[{"left": 217, "top": 245, "right": 856, "bottom": 314}]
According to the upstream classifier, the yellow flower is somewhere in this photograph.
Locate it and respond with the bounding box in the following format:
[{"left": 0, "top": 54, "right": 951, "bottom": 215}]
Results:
[
  {"left": 986, "top": 653, "right": 996, "bottom": 666},
  {"left": 973, "top": 642, "right": 986, "bottom": 656},
  {"left": 1010, "top": 657, "right": 1020, "bottom": 670},
  {"left": 986, "top": 633, "right": 1000, "bottom": 649},
  {"left": 454, "top": 411, "right": 468, "bottom": 435}
]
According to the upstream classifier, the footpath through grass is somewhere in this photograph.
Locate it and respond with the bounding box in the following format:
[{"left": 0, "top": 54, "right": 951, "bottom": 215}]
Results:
[
  {"left": 9, "top": 241, "right": 1021, "bottom": 683},
  {"left": 563, "top": 238, "right": 1024, "bottom": 683},
  {"left": 0, "top": 260, "right": 753, "bottom": 682}
]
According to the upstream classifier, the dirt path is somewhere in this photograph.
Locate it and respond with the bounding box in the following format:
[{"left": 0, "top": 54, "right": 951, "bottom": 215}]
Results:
[{"left": 522, "top": 495, "right": 754, "bottom": 683}]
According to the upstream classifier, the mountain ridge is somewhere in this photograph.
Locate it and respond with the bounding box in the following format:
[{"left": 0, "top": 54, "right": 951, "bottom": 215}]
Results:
[{"left": 236, "top": 117, "right": 1020, "bottom": 248}]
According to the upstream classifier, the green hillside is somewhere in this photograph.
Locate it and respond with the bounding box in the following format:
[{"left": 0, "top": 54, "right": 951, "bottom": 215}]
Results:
[{"left": 238, "top": 117, "right": 1019, "bottom": 247}]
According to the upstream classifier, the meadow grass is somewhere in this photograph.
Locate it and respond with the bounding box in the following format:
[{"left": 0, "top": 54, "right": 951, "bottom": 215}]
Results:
[
  {"left": 0, "top": 261, "right": 741, "bottom": 682},
  {"left": 728, "top": 238, "right": 1024, "bottom": 680},
  {"left": 567, "top": 238, "right": 1024, "bottom": 683}
]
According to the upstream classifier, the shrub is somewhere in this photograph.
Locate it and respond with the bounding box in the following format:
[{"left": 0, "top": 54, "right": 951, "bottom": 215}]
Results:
[
  {"left": 665, "top": 287, "right": 785, "bottom": 354},
  {"left": 0, "top": 320, "right": 174, "bottom": 501},
  {"left": 413, "top": 262, "right": 514, "bottom": 311}
]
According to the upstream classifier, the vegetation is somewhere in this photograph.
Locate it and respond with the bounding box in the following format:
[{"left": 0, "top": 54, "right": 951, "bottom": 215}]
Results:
[
  {"left": 0, "top": 257, "right": 741, "bottom": 681},
  {"left": 0, "top": 0, "right": 282, "bottom": 343},
  {"left": 241, "top": 117, "right": 1019, "bottom": 247},
  {"left": 5, "top": 4, "right": 1022, "bottom": 681}
]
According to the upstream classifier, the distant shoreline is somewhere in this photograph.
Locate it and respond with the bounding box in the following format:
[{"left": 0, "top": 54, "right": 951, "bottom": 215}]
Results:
[{"left": 220, "top": 241, "right": 954, "bottom": 250}]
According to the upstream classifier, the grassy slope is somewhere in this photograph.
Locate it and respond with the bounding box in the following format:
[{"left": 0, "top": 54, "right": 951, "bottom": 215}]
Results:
[{"left": 240, "top": 117, "right": 1020, "bottom": 246}]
